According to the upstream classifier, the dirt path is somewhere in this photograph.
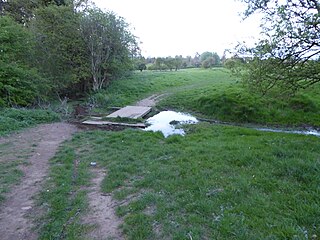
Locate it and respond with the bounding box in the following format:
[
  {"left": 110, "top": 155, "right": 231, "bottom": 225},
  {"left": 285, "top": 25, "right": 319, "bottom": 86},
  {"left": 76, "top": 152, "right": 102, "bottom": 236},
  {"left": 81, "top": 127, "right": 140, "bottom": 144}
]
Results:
[
  {"left": 83, "top": 168, "right": 124, "bottom": 240},
  {"left": 135, "top": 94, "right": 166, "bottom": 107},
  {"left": 0, "top": 123, "right": 77, "bottom": 240}
]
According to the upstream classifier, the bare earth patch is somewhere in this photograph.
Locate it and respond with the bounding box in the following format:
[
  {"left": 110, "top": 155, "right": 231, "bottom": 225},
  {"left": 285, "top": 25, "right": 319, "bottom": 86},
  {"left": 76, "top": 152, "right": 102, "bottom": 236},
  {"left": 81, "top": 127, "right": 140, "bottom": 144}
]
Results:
[
  {"left": 0, "top": 122, "right": 77, "bottom": 240},
  {"left": 83, "top": 168, "right": 124, "bottom": 240}
]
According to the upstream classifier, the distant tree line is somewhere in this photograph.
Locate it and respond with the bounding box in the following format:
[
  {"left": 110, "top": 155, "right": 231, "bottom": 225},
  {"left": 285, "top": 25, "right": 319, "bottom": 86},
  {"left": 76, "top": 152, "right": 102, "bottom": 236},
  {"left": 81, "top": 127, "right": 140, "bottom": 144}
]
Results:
[
  {"left": 134, "top": 51, "right": 223, "bottom": 72},
  {"left": 0, "top": 0, "right": 140, "bottom": 106}
]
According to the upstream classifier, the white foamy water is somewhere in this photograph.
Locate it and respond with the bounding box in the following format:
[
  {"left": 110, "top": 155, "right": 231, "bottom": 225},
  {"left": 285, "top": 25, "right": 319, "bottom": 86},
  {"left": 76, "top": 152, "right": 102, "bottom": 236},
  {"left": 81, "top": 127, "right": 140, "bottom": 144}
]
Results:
[{"left": 144, "top": 111, "right": 198, "bottom": 137}]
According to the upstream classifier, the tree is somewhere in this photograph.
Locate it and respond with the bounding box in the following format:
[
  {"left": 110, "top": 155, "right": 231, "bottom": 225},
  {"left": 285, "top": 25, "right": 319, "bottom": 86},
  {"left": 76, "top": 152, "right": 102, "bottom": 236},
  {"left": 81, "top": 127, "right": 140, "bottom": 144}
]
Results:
[
  {"left": 173, "top": 55, "right": 183, "bottom": 71},
  {"left": 200, "top": 51, "right": 213, "bottom": 63},
  {"left": 164, "top": 57, "right": 175, "bottom": 71},
  {"left": 31, "top": 5, "right": 89, "bottom": 96},
  {"left": 80, "top": 8, "right": 139, "bottom": 91},
  {"left": 199, "top": 52, "right": 221, "bottom": 68},
  {"left": 200, "top": 51, "right": 221, "bottom": 68},
  {"left": 154, "top": 57, "right": 167, "bottom": 71},
  {"left": 0, "top": 16, "right": 47, "bottom": 106},
  {"left": 238, "top": 0, "right": 320, "bottom": 93},
  {"left": 0, "top": 0, "right": 73, "bottom": 23},
  {"left": 134, "top": 57, "right": 146, "bottom": 72},
  {"left": 202, "top": 57, "right": 215, "bottom": 68},
  {"left": 0, "top": 0, "right": 39, "bottom": 23}
]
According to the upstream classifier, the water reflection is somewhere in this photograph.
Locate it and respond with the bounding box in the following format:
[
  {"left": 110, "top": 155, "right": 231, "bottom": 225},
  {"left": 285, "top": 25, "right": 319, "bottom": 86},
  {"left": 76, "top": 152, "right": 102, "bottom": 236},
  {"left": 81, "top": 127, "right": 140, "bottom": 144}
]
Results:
[
  {"left": 255, "top": 127, "right": 320, "bottom": 137},
  {"left": 144, "top": 111, "right": 198, "bottom": 137}
]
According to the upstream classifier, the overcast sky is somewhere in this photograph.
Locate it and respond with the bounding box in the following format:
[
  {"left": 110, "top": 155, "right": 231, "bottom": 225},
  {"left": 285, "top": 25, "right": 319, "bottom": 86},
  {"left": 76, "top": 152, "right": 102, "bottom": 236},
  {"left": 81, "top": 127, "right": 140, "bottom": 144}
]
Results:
[{"left": 93, "top": 0, "right": 261, "bottom": 58}]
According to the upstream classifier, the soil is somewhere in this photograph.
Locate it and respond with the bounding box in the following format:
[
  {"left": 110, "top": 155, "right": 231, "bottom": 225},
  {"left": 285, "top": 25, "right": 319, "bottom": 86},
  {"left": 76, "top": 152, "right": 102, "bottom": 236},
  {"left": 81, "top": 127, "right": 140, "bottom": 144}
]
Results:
[
  {"left": 83, "top": 168, "right": 124, "bottom": 240},
  {"left": 0, "top": 123, "right": 77, "bottom": 240}
]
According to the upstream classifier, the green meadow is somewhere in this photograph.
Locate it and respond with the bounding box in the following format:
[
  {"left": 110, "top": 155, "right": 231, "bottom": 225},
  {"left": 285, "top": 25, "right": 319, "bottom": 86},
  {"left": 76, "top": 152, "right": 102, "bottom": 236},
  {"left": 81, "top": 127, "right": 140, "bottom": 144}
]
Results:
[
  {"left": 92, "top": 68, "right": 320, "bottom": 126},
  {"left": 36, "top": 69, "right": 320, "bottom": 239}
]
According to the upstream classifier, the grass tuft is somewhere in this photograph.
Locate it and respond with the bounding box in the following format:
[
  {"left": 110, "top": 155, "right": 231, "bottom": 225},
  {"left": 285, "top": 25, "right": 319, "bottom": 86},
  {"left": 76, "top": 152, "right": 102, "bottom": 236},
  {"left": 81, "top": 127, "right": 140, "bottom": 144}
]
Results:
[{"left": 0, "top": 108, "right": 60, "bottom": 135}]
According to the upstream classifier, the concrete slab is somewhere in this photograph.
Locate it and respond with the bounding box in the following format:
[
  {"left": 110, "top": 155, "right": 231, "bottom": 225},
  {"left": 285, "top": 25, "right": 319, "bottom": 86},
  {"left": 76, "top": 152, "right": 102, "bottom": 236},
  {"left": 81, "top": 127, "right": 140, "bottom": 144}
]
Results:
[
  {"left": 106, "top": 106, "right": 151, "bottom": 119},
  {"left": 82, "top": 120, "right": 146, "bottom": 128}
]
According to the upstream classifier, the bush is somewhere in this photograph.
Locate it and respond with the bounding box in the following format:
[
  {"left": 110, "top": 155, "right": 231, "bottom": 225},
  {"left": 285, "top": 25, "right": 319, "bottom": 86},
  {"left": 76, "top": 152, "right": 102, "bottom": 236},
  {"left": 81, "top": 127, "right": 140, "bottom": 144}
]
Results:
[
  {"left": 289, "top": 94, "right": 316, "bottom": 112},
  {"left": 0, "top": 16, "right": 50, "bottom": 106}
]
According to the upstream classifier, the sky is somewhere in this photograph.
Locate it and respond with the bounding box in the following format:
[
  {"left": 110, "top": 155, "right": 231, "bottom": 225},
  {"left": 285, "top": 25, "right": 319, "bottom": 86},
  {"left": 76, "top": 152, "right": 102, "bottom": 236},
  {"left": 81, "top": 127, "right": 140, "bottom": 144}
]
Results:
[{"left": 93, "top": 0, "right": 262, "bottom": 58}]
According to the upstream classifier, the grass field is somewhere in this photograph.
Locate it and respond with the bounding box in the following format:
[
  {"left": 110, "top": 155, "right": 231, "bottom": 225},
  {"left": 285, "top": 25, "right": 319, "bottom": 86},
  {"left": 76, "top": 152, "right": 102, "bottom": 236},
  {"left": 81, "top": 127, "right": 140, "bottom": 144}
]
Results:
[
  {"left": 92, "top": 68, "right": 320, "bottom": 127},
  {"left": 38, "top": 124, "right": 320, "bottom": 239},
  {"left": 35, "top": 69, "right": 320, "bottom": 239}
]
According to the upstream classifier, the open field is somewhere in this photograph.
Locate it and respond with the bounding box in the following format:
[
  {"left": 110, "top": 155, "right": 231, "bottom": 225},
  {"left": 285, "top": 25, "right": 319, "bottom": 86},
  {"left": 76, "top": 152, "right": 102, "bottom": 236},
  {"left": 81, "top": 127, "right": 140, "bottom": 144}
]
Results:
[
  {"left": 36, "top": 69, "right": 319, "bottom": 239},
  {"left": 37, "top": 124, "right": 320, "bottom": 239},
  {"left": 94, "top": 69, "right": 320, "bottom": 127},
  {"left": 1, "top": 69, "right": 319, "bottom": 239}
]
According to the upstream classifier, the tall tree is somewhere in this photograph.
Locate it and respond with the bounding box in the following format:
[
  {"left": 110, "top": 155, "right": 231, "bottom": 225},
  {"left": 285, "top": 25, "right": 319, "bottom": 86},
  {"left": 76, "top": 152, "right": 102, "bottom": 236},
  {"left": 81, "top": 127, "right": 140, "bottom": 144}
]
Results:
[
  {"left": 238, "top": 0, "right": 320, "bottom": 93},
  {"left": 31, "top": 5, "right": 89, "bottom": 96},
  {"left": 80, "top": 8, "right": 139, "bottom": 91}
]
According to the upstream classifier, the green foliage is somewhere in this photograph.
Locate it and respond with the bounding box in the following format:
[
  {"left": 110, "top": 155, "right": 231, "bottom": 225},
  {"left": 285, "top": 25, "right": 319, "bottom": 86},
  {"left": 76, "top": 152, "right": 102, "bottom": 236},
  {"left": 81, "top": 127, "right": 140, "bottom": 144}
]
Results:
[
  {"left": 31, "top": 5, "right": 89, "bottom": 95},
  {"left": 0, "top": 16, "right": 49, "bottom": 106},
  {"left": 1, "top": 0, "right": 39, "bottom": 24},
  {"left": 1, "top": 2, "right": 139, "bottom": 104},
  {"left": 238, "top": 0, "right": 320, "bottom": 93},
  {"left": 92, "top": 68, "right": 320, "bottom": 126},
  {"left": 224, "top": 57, "right": 245, "bottom": 75},
  {"left": 161, "top": 81, "right": 320, "bottom": 126},
  {"left": 80, "top": 8, "right": 139, "bottom": 91},
  {"left": 0, "top": 62, "right": 47, "bottom": 106},
  {"left": 197, "top": 89, "right": 262, "bottom": 122},
  {"left": 200, "top": 51, "right": 221, "bottom": 68},
  {"left": 134, "top": 58, "right": 147, "bottom": 72},
  {"left": 0, "top": 16, "right": 30, "bottom": 62},
  {"left": 0, "top": 108, "right": 60, "bottom": 135},
  {"left": 201, "top": 57, "right": 215, "bottom": 68}
]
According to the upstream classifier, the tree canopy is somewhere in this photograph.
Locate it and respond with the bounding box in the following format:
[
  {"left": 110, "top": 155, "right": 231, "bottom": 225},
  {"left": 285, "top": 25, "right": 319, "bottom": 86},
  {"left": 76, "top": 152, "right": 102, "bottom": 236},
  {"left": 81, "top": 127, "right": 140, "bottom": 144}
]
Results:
[
  {"left": 237, "top": 0, "right": 320, "bottom": 93},
  {"left": 0, "top": 0, "right": 139, "bottom": 106}
]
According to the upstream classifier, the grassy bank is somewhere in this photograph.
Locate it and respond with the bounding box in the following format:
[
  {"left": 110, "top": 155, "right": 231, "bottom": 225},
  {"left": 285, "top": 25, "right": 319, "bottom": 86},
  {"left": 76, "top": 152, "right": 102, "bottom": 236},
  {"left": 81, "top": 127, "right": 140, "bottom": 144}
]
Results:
[
  {"left": 90, "top": 69, "right": 232, "bottom": 108},
  {"left": 0, "top": 108, "right": 59, "bottom": 136},
  {"left": 92, "top": 69, "right": 320, "bottom": 127},
  {"left": 39, "top": 125, "right": 320, "bottom": 239}
]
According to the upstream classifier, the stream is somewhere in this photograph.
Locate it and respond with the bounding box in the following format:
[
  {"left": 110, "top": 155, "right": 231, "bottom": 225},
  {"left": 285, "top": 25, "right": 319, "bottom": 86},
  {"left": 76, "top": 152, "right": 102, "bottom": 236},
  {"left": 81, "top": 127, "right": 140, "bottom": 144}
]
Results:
[{"left": 144, "top": 110, "right": 320, "bottom": 138}]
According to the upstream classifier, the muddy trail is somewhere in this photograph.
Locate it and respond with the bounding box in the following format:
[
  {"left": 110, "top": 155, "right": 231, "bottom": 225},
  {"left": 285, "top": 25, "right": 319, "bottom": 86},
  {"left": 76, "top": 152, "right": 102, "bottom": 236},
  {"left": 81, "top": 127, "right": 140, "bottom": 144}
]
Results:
[
  {"left": 0, "top": 94, "right": 168, "bottom": 240},
  {"left": 0, "top": 123, "right": 77, "bottom": 240},
  {"left": 83, "top": 168, "right": 124, "bottom": 240}
]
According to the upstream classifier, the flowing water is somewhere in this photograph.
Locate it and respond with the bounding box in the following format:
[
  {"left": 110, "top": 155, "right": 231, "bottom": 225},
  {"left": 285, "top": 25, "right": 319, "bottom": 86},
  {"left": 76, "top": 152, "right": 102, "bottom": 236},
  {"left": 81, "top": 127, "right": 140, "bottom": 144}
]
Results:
[
  {"left": 255, "top": 127, "right": 320, "bottom": 137},
  {"left": 144, "top": 110, "right": 320, "bottom": 138}
]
